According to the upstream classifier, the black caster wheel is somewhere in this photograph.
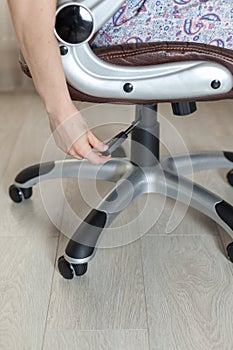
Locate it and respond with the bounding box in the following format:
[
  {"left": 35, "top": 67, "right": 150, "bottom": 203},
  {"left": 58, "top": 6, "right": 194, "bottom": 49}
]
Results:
[
  {"left": 227, "top": 242, "right": 233, "bottom": 263},
  {"left": 57, "top": 256, "right": 88, "bottom": 279},
  {"left": 73, "top": 262, "right": 88, "bottom": 276},
  {"left": 227, "top": 170, "right": 233, "bottom": 186},
  {"left": 58, "top": 256, "right": 75, "bottom": 279},
  {"left": 9, "top": 185, "right": 33, "bottom": 203}
]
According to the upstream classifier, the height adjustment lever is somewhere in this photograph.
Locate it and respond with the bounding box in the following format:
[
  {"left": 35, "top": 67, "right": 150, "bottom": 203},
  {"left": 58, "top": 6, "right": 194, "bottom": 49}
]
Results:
[{"left": 100, "top": 119, "right": 141, "bottom": 156}]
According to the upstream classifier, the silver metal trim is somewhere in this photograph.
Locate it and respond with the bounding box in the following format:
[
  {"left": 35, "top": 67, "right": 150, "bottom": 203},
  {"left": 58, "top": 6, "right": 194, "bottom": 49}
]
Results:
[
  {"left": 63, "top": 44, "right": 233, "bottom": 100},
  {"left": 162, "top": 151, "right": 233, "bottom": 175},
  {"left": 14, "top": 158, "right": 133, "bottom": 188},
  {"left": 64, "top": 252, "right": 95, "bottom": 264}
]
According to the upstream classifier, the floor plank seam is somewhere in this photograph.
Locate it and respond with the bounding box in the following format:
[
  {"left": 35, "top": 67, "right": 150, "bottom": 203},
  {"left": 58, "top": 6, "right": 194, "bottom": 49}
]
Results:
[
  {"left": 145, "top": 233, "right": 218, "bottom": 237},
  {"left": 0, "top": 99, "right": 36, "bottom": 184},
  {"left": 45, "top": 328, "right": 148, "bottom": 332},
  {"left": 139, "top": 238, "right": 151, "bottom": 350},
  {"left": 0, "top": 234, "right": 59, "bottom": 238},
  {"left": 41, "top": 234, "right": 61, "bottom": 350}
]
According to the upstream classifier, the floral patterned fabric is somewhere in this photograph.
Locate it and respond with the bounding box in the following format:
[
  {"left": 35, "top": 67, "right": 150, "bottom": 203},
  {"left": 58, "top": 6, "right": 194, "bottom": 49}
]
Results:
[{"left": 92, "top": 0, "right": 233, "bottom": 49}]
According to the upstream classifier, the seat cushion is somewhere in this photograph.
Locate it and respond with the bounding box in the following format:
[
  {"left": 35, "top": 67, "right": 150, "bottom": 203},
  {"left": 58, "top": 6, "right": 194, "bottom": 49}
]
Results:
[{"left": 92, "top": 0, "right": 233, "bottom": 50}]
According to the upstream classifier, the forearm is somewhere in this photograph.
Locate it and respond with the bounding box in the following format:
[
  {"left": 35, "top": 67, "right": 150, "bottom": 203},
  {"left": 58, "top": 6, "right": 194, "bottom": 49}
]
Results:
[
  {"left": 7, "top": 0, "right": 109, "bottom": 164},
  {"left": 7, "top": 0, "right": 76, "bottom": 117}
]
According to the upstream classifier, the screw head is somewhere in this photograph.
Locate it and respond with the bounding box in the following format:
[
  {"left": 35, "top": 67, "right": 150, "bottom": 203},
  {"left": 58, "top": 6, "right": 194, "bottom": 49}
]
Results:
[
  {"left": 211, "top": 80, "right": 221, "bottom": 89},
  {"left": 123, "top": 83, "right": 133, "bottom": 93},
  {"left": 59, "top": 45, "right": 69, "bottom": 56}
]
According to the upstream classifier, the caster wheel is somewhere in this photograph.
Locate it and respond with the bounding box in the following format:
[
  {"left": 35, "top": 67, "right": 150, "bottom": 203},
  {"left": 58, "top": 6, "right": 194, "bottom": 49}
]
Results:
[
  {"left": 9, "top": 185, "right": 33, "bottom": 203},
  {"left": 57, "top": 256, "right": 74, "bottom": 279},
  {"left": 227, "top": 170, "right": 233, "bottom": 186},
  {"left": 73, "top": 262, "right": 88, "bottom": 276},
  {"left": 57, "top": 256, "right": 88, "bottom": 279},
  {"left": 227, "top": 242, "right": 233, "bottom": 263}
]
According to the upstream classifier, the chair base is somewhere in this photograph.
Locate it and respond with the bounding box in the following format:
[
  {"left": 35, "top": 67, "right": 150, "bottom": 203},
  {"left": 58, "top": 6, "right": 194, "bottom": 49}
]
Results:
[{"left": 9, "top": 104, "right": 233, "bottom": 279}]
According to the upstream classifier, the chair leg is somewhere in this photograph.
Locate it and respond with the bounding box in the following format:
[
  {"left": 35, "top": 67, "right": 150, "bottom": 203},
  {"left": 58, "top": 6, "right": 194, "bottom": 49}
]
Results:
[
  {"left": 58, "top": 167, "right": 146, "bottom": 279},
  {"left": 161, "top": 152, "right": 233, "bottom": 262},
  {"left": 9, "top": 158, "right": 133, "bottom": 203},
  {"left": 161, "top": 151, "right": 233, "bottom": 175},
  {"left": 9, "top": 153, "right": 233, "bottom": 279},
  {"left": 216, "top": 227, "right": 233, "bottom": 264},
  {"left": 58, "top": 163, "right": 233, "bottom": 279},
  {"left": 156, "top": 169, "right": 233, "bottom": 262}
]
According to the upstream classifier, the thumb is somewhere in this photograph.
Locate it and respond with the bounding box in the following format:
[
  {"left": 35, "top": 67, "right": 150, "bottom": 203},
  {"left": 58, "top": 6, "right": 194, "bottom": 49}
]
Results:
[{"left": 88, "top": 131, "right": 108, "bottom": 152}]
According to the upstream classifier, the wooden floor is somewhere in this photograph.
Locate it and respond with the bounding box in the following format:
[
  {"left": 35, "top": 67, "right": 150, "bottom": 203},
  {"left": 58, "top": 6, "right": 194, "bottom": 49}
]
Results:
[{"left": 0, "top": 92, "right": 233, "bottom": 350}]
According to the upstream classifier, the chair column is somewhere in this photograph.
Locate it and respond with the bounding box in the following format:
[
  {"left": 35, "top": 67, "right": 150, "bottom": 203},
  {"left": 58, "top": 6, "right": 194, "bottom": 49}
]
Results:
[{"left": 130, "top": 103, "right": 160, "bottom": 167}]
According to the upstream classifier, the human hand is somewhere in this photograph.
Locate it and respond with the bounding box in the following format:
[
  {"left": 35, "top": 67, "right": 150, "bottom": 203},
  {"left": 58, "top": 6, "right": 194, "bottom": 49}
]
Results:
[{"left": 49, "top": 110, "right": 110, "bottom": 165}]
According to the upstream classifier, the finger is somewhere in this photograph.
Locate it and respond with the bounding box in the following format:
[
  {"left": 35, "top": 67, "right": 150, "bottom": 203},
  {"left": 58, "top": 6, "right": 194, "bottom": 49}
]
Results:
[
  {"left": 73, "top": 131, "right": 111, "bottom": 164},
  {"left": 86, "top": 149, "right": 110, "bottom": 165},
  {"left": 68, "top": 148, "right": 83, "bottom": 160},
  {"left": 74, "top": 141, "right": 109, "bottom": 165},
  {"left": 88, "top": 131, "right": 108, "bottom": 152}
]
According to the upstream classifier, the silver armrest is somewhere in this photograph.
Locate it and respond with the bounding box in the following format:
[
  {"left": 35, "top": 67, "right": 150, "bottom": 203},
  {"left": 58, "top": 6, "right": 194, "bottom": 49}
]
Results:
[{"left": 56, "top": 0, "right": 233, "bottom": 100}]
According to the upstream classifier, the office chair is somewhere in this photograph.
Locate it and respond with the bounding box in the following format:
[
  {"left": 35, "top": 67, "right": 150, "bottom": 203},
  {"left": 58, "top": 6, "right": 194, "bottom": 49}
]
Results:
[{"left": 9, "top": 0, "right": 233, "bottom": 279}]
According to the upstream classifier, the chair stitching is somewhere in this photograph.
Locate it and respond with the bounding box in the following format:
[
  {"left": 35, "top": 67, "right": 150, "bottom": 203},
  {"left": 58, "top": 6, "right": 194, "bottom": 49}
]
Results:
[{"left": 99, "top": 46, "right": 233, "bottom": 64}]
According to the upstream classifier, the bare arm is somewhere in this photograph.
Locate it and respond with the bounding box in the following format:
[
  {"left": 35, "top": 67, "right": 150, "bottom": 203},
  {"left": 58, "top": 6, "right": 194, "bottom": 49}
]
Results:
[{"left": 7, "top": 0, "right": 108, "bottom": 164}]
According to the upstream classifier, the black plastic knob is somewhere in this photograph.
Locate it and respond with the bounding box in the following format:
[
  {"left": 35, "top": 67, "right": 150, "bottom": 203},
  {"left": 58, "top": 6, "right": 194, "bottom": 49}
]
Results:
[
  {"left": 55, "top": 4, "right": 94, "bottom": 45},
  {"left": 171, "top": 102, "right": 197, "bottom": 116},
  {"left": 123, "top": 83, "right": 133, "bottom": 93},
  {"left": 211, "top": 80, "right": 221, "bottom": 89},
  {"left": 60, "top": 45, "right": 69, "bottom": 56}
]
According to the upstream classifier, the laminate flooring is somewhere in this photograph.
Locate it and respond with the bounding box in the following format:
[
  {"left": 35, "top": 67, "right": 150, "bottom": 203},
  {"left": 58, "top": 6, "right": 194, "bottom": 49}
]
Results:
[{"left": 0, "top": 92, "right": 233, "bottom": 350}]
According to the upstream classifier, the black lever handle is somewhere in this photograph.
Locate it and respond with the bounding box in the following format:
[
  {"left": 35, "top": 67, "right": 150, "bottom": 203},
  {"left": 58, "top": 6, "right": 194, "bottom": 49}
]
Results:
[{"left": 99, "top": 119, "right": 141, "bottom": 156}]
